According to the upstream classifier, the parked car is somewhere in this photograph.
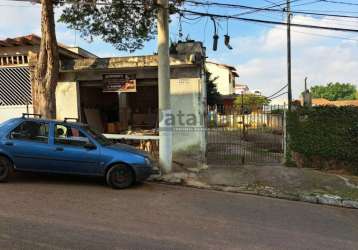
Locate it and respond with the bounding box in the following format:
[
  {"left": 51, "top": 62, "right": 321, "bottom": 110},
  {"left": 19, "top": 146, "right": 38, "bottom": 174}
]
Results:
[{"left": 0, "top": 114, "right": 155, "bottom": 189}]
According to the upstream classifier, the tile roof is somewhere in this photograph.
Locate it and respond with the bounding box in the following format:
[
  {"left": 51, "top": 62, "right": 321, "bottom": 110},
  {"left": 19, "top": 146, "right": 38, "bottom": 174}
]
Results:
[{"left": 312, "top": 98, "right": 358, "bottom": 106}]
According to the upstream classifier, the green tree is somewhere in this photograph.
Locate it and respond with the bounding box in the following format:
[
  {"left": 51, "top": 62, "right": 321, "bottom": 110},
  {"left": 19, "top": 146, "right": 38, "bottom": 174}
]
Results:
[
  {"left": 234, "top": 94, "right": 270, "bottom": 113},
  {"left": 34, "top": 0, "right": 181, "bottom": 118},
  {"left": 32, "top": 0, "right": 59, "bottom": 118},
  {"left": 59, "top": 1, "right": 159, "bottom": 52},
  {"left": 310, "top": 82, "right": 357, "bottom": 101},
  {"left": 206, "top": 70, "right": 221, "bottom": 106},
  {"left": 234, "top": 93, "right": 269, "bottom": 106}
]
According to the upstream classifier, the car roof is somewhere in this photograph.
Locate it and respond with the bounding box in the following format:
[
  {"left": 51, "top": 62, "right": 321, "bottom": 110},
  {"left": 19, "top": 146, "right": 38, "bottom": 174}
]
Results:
[{"left": 15, "top": 117, "right": 87, "bottom": 127}]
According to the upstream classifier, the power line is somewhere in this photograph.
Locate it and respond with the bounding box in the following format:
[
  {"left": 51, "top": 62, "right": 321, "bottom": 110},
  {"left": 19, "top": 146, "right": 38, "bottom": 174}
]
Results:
[
  {"left": 5, "top": 0, "right": 154, "bottom": 7},
  {"left": 181, "top": 9, "right": 358, "bottom": 41},
  {"left": 0, "top": 3, "right": 33, "bottom": 7},
  {"left": 185, "top": 0, "right": 358, "bottom": 19},
  {"left": 181, "top": 9, "right": 358, "bottom": 33},
  {"left": 295, "top": 8, "right": 358, "bottom": 14},
  {"left": 0, "top": 0, "right": 38, "bottom": 6},
  {"left": 264, "top": 0, "right": 280, "bottom": 4},
  {"left": 234, "top": 0, "right": 304, "bottom": 17},
  {"left": 182, "top": 15, "right": 202, "bottom": 21},
  {"left": 307, "top": 16, "right": 358, "bottom": 27},
  {"left": 321, "top": 0, "right": 358, "bottom": 6},
  {"left": 258, "top": 21, "right": 358, "bottom": 41},
  {"left": 291, "top": 0, "right": 324, "bottom": 7},
  {"left": 267, "top": 84, "right": 288, "bottom": 98},
  {"left": 269, "top": 91, "right": 289, "bottom": 100},
  {"left": 6, "top": 0, "right": 358, "bottom": 38}
]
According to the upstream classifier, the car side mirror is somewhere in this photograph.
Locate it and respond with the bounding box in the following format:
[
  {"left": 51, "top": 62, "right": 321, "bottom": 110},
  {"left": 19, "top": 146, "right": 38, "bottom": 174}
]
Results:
[{"left": 84, "top": 142, "right": 97, "bottom": 150}]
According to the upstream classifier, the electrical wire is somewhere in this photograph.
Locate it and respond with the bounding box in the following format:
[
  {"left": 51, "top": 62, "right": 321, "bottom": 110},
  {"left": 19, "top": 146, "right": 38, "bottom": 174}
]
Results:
[
  {"left": 262, "top": 21, "right": 358, "bottom": 41},
  {"left": 180, "top": 9, "right": 358, "bottom": 33},
  {"left": 181, "top": 13, "right": 203, "bottom": 21},
  {"left": 269, "top": 91, "right": 289, "bottom": 100},
  {"left": 264, "top": 0, "right": 280, "bottom": 4},
  {"left": 6, "top": 0, "right": 156, "bottom": 7},
  {"left": 234, "top": 0, "right": 304, "bottom": 17},
  {"left": 295, "top": 8, "right": 358, "bottom": 14},
  {"left": 201, "top": 17, "right": 207, "bottom": 43},
  {"left": 0, "top": 3, "right": 32, "bottom": 6},
  {"left": 321, "top": 0, "right": 358, "bottom": 6},
  {"left": 291, "top": 0, "right": 324, "bottom": 8},
  {"left": 267, "top": 84, "right": 288, "bottom": 98},
  {"left": 185, "top": 0, "right": 358, "bottom": 19}
]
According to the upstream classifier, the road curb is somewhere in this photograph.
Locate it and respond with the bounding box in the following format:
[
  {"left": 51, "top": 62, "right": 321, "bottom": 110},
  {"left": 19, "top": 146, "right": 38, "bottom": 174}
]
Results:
[{"left": 149, "top": 174, "right": 358, "bottom": 209}]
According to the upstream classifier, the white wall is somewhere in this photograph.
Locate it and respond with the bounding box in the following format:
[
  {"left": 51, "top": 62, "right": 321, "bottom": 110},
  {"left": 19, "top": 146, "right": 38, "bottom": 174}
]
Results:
[
  {"left": 170, "top": 78, "right": 205, "bottom": 154},
  {"left": 0, "top": 81, "right": 80, "bottom": 124},
  {"left": 206, "top": 62, "right": 234, "bottom": 95},
  {"left": 0, "top": 105, "right": 33, "bottom": 123},
  {"left": 56, "top": 81, "right": 80, "bottom": 121}
]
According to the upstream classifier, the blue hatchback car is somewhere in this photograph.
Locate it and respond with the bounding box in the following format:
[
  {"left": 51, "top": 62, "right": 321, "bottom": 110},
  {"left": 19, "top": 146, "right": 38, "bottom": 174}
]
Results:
[{"left": 0, "top": 114, "right": 154, "bottom": 189}]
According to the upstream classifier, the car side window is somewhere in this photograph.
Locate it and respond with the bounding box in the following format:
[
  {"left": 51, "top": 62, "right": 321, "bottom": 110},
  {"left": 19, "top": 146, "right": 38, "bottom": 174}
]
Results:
[
  {"left": 54, "top": 124, "right": 90, "bottom": 147},
  {"left": 9, "top": 121, "right": 49, "bottom": 143}
]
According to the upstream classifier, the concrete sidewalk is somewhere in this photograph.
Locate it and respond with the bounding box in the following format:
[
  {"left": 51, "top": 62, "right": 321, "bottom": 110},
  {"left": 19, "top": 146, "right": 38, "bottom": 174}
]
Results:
[{"left": 152, "top": 164, "right": 358, "bottom": 209}]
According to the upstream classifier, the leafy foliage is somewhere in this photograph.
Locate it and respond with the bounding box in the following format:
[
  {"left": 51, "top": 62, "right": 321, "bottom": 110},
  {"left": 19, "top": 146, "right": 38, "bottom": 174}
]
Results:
[
  {"left": 59, "top": 1, "right": 158, "bottom": 52},
  {"left": 271, "top": 108, "right": 284, "bottom": 115},
  {"left": 287, "top": 106, "right": 358, "bottom": 174},
  {"left": 233, "top": 94, "right": 270, "bottom": 114},
  {"left": 206, "top": 70, "right": 221, "bottom": 106},
  {"left": 310, "top": 82, "right": 357, "bottom": 101},
  {"left": 234, "top": 94, "right": 269, "bottom": 107}
]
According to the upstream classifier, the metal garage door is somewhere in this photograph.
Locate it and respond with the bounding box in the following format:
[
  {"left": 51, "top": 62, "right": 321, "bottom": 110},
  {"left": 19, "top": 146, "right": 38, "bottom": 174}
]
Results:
[{"left": 0, "top": 67, "right": 32, "bottom": 106}]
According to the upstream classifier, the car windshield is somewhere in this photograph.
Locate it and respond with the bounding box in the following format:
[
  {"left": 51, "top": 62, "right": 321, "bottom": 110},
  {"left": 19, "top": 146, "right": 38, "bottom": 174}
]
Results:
[
  {"left": 83, "top": 126, "right": 114, "bottom": 146},
  {"left": 0, "top": 119, "right": 20, "bottom": 132},
  {"left": 0, "top": 119, "right": 16, "bottom": 128}
]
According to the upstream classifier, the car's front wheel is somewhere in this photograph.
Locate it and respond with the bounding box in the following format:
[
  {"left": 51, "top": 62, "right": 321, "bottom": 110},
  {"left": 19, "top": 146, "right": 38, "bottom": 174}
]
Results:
[
  {"left": 0, "top": 156, "right": 12, "bottom": 183},
  {"left": 106, "top": 164, "right": 134, "bottom": 189}
]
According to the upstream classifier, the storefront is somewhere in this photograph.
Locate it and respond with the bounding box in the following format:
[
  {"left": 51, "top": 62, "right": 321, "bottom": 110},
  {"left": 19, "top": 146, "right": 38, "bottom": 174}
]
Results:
[
  {"left": 76, "top": 73, "right": 158, "bottom": 133},
  {"left": 0, "top": 35, "right": 207, "bottom": 158},
  {"left": 57, "top": 41, "right": 207, "bottom": 156}
]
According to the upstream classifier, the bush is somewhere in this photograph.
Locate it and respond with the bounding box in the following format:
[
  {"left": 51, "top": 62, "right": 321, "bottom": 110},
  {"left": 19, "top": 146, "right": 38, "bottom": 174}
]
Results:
[{"left": 287, "top": 106, "right": 358, "bottom": 174}]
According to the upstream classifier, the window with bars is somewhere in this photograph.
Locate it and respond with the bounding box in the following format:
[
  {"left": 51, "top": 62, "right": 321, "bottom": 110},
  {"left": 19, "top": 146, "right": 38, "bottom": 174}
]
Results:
[
  {"left": 0, "top": 67, "right": 32, "bottom": 106},
  {"left": 0, "top": 55, "right": 28, "bottom": 66}
]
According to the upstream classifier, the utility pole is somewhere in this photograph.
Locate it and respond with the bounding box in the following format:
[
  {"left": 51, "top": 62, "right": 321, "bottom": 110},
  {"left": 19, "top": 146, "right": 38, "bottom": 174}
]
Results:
[
  {"left": 287, "top": 0, "right": 292, "bottom": 111},
  {"left": 157, "top": 0, "right": 172, "bottom": 173},
  {"left": 304, "top": 76, "right": 308, "bottom": 91},
  {"left": 303, "top": 76, "right": 312, "bottom": 107},
  {"left": 241, "top": 92, "right": 246, "bottom": 140}
]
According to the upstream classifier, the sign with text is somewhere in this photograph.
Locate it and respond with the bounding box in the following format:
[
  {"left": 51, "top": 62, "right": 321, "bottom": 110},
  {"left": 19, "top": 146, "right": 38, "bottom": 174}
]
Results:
[{"left": 103, "top": 74, "right": 136, "bottom": 93}]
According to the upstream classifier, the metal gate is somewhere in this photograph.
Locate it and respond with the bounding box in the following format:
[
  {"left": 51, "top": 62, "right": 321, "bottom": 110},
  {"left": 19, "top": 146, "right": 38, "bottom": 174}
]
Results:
[{"left": 207, "top": 105, "right": 285, "bottom": 165}]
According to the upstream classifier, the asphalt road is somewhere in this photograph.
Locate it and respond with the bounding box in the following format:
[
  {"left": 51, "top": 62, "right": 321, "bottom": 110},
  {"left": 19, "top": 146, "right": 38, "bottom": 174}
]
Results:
[{"left": 0, "top": 173, "right": 358, "bottom": 250}]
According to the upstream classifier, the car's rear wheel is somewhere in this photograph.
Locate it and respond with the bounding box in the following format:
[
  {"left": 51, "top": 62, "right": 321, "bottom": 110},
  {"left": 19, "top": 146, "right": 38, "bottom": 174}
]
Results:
[
  {"left": 106, "top": 164, "right": 134, "bottom": 189},
  {"left": 0, "top": 156, "right": 12, "bottom": 183}
]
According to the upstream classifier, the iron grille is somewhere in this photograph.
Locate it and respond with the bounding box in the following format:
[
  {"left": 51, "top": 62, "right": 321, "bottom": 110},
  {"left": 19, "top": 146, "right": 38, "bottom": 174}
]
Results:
[{"left": 0, "top": 67, "right": 32, "bottom": 106}]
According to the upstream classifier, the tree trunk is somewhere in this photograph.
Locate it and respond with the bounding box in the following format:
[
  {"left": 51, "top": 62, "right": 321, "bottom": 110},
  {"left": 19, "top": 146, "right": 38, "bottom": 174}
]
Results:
[{"left": 32, "top": 0, "right": 59, "bottom": 119}]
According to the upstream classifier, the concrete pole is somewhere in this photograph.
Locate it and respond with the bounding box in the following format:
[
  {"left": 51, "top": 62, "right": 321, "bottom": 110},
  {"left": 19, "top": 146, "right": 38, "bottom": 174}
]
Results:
[
  {"left": 287, "top": 0, "right": 292, "bottom": 111},
  {"left": 157, "top": 0, "right": 172, "bottom": 173},
  {"left": 304, "top": 77, "right": 308, "bottom": 91},
  {"left": 283, "top": 103, "right": 287, "bottom": 163}
]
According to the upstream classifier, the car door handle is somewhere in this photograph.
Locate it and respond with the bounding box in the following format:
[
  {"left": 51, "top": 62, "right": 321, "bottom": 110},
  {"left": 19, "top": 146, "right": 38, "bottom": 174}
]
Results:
[
  {"left": 4, "top": 142, "right": 13, "bottom": 146},
  {"left": 55, "top": 147, "right": 64, "bottom": 151}
]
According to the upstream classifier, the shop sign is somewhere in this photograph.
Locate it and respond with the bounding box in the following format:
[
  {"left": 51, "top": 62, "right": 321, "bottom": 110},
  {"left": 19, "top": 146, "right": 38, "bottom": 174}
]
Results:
[{"left": 103, "top": 74, "right": 136, "bottom": 93}]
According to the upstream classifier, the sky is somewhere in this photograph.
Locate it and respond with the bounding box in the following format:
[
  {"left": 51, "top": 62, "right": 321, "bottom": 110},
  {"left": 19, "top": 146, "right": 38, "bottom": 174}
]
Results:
[{"left": 0, "top": 0, "right": 357, "bottom": 104}]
